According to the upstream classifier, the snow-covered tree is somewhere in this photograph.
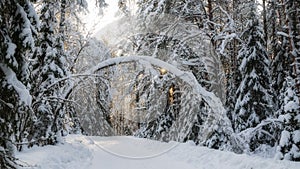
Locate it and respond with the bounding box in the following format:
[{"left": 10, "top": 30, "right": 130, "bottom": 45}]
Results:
[
  {"left": 233, "top": 2, "right": 273, "bottom": 137},
  {"left": 119, "top": 33, "right": 213, "bottom": 140},
  {"left": 0, "top": 0, "right": 108, "bottom": 165},
  {"left": 137, "top": 0, "right": 207, "bottom": 29},
  {"left": 71, "top": 76, "right": 114, "bottom": 136},
  {"left": 30, "top": 0, "right": 73, "bottom": 145},
  {"left": 29, "top": 0, "right": 106, "bottom": 144},
  {"left": 268, "top": 0, "right": 290, "bottom": 111},
  {"left": 134, "top": 71, "right": 181, "bottom": 141},
  {"left": 120, "top": 0, "right": 231, "bottom": 149},
  {"left": 124, "top": 33, "right": 210, "bottom": 87},
  {"left": 276, "top": 76, "right": 300, "bottom": 161},
  {"left": 71, "top": 38, "right": 113, "bottom": 136},
  {"left": 274, "top": 0, "right": 300, "bottom": 161},
  {"left": 0, "top": 0, "right": 38, "bottom": 167},
  {"left": 268, "top": 0, "right": 283, "bottom": 81},
  {"left": 284, "top": 0, "right": 300, "bottom": 98}
]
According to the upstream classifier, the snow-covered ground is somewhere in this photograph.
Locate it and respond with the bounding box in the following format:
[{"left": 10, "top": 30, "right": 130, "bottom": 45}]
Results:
[{"left": 16, "top": 135, "right": 300, "bottom": 169}]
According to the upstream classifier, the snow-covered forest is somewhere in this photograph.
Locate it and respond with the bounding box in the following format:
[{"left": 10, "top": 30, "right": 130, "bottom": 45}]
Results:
[{"left": 0, "top": 0, "right": 299, "bottom": 168}]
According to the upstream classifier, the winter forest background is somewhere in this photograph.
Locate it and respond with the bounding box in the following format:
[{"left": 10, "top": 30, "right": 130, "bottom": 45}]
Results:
[{"left": 0, "top": 0, "right": 300, "bottom": 168}]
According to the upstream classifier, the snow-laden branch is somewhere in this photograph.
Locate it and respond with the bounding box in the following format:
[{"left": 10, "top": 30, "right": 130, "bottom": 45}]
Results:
[
  {"left": 86, "top": 56, "right": 224, "bottom": 114},
  {"left": 84, "top": 56, "right": 233, "bottom": 138},
  {"left": 0, "top": 63, "right": 32, "bottom": 106},
  {"left": 45, "top": 73, "right": 104, "bottom": 91}
]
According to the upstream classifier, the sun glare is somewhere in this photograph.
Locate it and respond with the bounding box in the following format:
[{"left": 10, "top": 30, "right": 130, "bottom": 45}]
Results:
[{"left": 82, "top": 0, "right": 120, "bottom": 34}]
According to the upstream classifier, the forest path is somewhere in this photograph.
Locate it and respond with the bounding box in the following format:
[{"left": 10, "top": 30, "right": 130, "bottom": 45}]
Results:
[
  {"left": 16, "top": 135, "right": 300, "bottom": 169},
  {"left": 87, "top": 136, "right": 197, "bottom": 169}
]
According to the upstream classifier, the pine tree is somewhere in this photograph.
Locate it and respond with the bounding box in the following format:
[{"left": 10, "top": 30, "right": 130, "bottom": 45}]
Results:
[
  {"left": 0, "top": 0, "right": 110, "bottom": 166},
  {"left": 30, "top": 0, "right": 69, "bottom": 145},
  {"left": 233, "top": 2, "right": 273, "bottom": 135},
  {"left": 276, "top": 76, "right": 300, "bottom": 161},
  {"left": 0, "top": 0, "right": 38, "bottom": 167},
  {"left": 275, "top": 0, "right": 300, "bottom": 161}
]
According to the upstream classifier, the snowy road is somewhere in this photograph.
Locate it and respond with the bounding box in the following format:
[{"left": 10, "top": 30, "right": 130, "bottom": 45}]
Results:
[{"left": 17, "top": 135, "right": 300, "bottom": 169}]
